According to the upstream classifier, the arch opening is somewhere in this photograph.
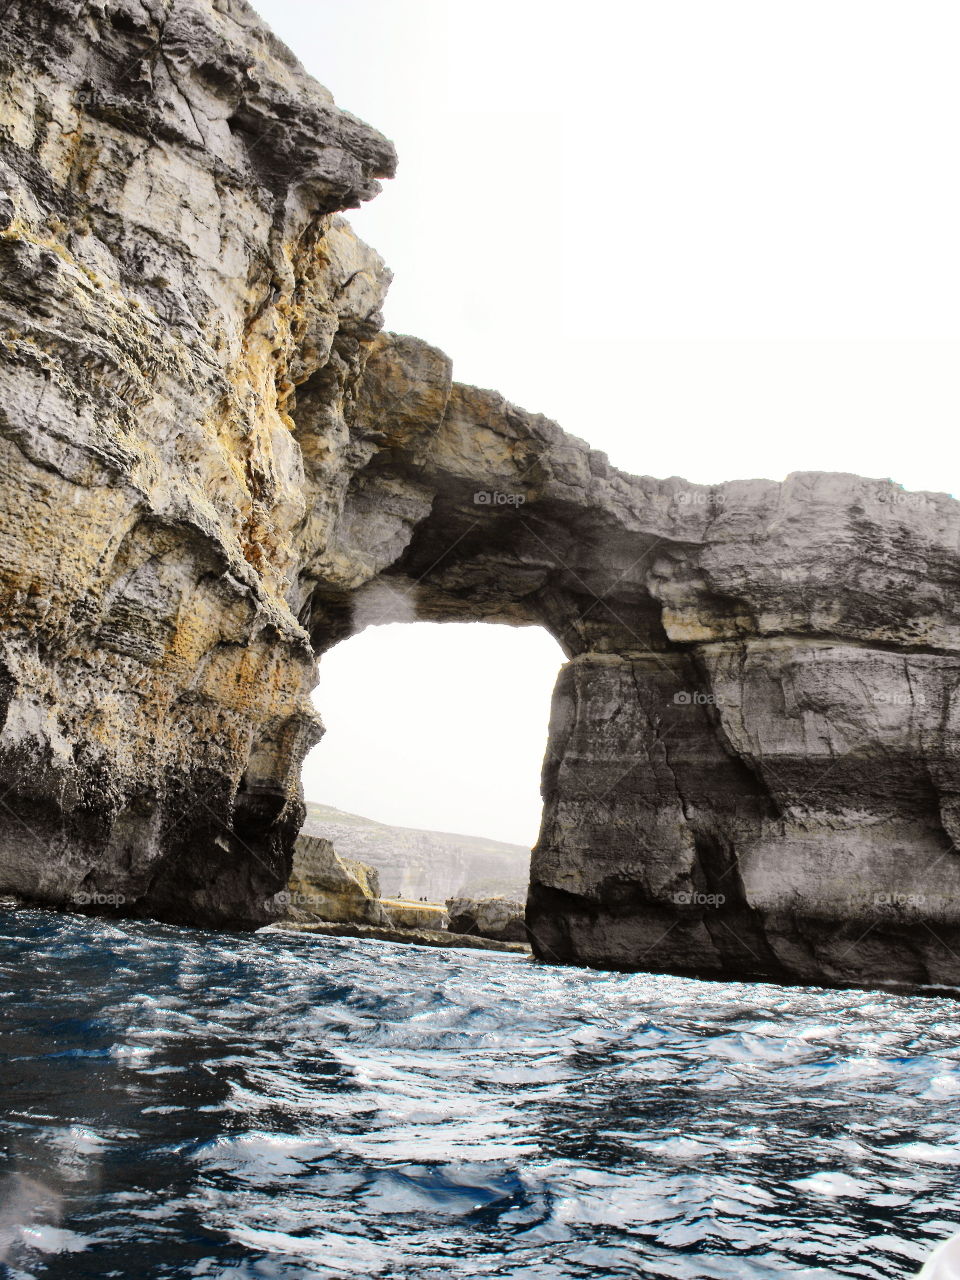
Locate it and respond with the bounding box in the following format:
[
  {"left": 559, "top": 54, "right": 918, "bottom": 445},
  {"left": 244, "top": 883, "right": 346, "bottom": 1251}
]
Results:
[{"left": 300, "top": 620, "right": 565, "bottom": 904}]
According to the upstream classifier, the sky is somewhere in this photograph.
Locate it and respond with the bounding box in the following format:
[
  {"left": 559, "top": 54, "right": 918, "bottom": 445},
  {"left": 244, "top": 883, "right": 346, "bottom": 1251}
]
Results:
[{"left": 263, "top": 0, "right": 960, "bottom": 845}]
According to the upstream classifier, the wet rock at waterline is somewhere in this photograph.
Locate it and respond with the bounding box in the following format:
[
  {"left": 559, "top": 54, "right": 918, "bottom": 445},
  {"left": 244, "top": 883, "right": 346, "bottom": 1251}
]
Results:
[
  {"left": 446, "top": 896, "right": 528, "bottom": 944},
  {"left": 1, "top": 0, "right": 960, "bottom": 987}
]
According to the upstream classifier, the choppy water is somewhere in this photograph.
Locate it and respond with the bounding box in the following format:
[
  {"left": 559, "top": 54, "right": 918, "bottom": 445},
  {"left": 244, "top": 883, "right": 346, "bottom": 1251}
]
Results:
[{"left": 1, "top": 911, "right": 959, "bottom": 1278}]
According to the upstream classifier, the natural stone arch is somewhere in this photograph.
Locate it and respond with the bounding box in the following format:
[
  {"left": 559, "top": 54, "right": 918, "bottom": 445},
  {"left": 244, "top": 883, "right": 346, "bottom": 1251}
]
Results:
[
  {"left": 289, "top": 332, "right": 960, "bottom": 988},
  {"left": 0, "top": 0, "right": 959, "bottom": 991}
]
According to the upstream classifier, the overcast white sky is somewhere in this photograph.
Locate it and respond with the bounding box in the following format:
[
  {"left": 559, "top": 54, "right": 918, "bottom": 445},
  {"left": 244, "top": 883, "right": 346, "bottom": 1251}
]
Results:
[{"left": 263, "top": 0, "right": 960, "bottom": 845}]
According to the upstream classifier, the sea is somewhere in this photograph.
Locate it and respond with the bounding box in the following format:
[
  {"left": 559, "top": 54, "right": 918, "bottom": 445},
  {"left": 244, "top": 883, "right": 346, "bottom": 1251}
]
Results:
[{"left": 1, "top": 908, "right": 958, "bottom": 1278}]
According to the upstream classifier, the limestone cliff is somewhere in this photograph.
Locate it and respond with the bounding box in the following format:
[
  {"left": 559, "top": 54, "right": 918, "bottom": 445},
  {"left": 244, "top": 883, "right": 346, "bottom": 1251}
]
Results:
[
  {"left": 2, "top": 0, "right": 960, "bottom": 989},
  {"left": 0, "top": 0, "right": 391, "bottom": 924}
]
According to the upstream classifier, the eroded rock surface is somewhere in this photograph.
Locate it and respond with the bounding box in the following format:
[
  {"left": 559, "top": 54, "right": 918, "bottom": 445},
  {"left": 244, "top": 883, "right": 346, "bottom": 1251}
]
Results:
[
  {"left": 382, "top": 901, "right": 448, "bottom": 932},
  {"left": 446, "top": 896, "right": 528, "bottom": 944},
  {"left": 0, "top": 0, "right": 392, "bottom": 924},
  {"left": 1, "top": 1, "right": 960, "bottom": 988},
  {"left": 279, "top": 834, "right": 385, "bottom": 926}
]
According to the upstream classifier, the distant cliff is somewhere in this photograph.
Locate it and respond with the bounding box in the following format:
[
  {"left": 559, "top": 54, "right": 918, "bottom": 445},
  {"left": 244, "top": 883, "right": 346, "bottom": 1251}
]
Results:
[
  {"left": 301, "top": 804, "right": 530, "bottom": 902},
  {"left": 2, "top": 0, "right": 960, "bottom": 990}
]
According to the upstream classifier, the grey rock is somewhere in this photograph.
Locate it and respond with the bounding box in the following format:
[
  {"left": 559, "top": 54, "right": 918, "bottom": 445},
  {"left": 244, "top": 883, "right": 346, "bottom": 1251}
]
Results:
[
  {"left": 446, "top": 896, "right": 528, "bottom": 944},
  {"left": 0, "top": 0, "right": 392, "bottom": 926}
]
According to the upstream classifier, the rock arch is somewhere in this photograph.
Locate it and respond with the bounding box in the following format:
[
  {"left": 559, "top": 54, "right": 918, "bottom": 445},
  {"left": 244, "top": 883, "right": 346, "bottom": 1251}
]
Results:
[
  {"left": 296, "top": 331, "right": 960, "bottom": 988},
  {"left": 0, "top": 0, "right": 959, "bottom": 987}
]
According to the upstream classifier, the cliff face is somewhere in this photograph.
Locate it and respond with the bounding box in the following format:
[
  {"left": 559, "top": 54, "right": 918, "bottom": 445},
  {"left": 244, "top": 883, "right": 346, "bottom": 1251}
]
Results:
[
  {"left": 0, "top": 0, "right": 392, "bottom": 924},
  {"left": 2, "top": 1, "right": 960, "bottom": 988},
  {"left": 347, "top": 346, "right": 960, "bottom": 988}
]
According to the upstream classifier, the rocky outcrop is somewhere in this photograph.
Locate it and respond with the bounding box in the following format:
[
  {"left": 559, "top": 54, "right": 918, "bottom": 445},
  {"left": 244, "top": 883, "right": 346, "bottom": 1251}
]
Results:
[
  {"left": 280, "top": 834, "right": 385, "bottom": 925},
  {"left": 447, "top": 896, "right": 528, "bottom": 944},
  {"left": 2, "top": 0, "right": 960, "bottom": 989},
  {"left": 344, "top": 345, "right": 960, "bottom": 989},
  {"left": 262, "top": 918, "right": 530, "bottom": 956}
]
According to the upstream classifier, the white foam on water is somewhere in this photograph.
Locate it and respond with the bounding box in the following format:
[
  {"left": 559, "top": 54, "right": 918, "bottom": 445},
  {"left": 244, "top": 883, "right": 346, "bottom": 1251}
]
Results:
[{"left": 789, "top": 1171, "right": 869, "bottom": 1198}]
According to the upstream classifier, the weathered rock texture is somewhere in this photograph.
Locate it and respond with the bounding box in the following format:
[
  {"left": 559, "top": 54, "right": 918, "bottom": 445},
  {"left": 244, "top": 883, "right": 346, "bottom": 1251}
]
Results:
[
  {"left": 0, "top": 0, "right": 391, "bottom": 924},
  {"left": 281, "top": 834, "right": 385, "bottom": 926},
  {"left": 381, "top": 900, "right": 447, "bottom": 932},
  {"left": 447, "top": 896, "right": 528, "bottom": 944},
  {"left": 2, "top": 1, "right": 960, "bottom": 988}
]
